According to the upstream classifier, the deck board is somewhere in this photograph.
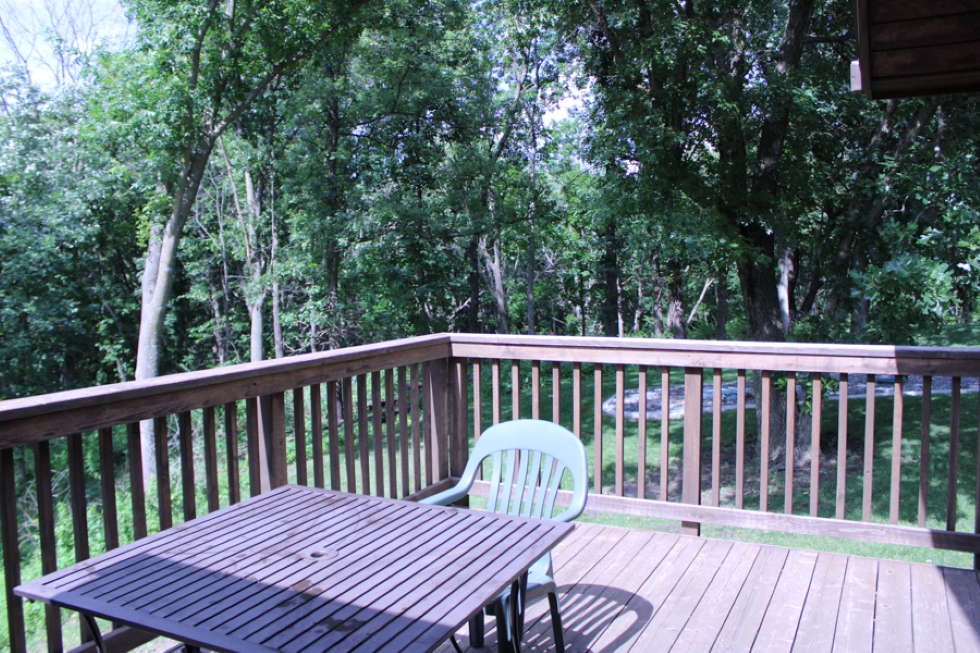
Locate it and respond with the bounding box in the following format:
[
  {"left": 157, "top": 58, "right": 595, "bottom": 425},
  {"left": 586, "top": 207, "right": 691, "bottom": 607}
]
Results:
[{"left": 436, "top": 523, "right": 980, "bottom": 653}]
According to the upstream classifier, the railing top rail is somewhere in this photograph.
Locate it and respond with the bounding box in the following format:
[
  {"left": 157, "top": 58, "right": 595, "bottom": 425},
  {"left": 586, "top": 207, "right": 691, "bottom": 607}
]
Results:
[
  {"left": 447, "top": 333, "right": 980, "bottom": 359},
  {"left": 0, "top": 334, "right": 451, "bottom": 448},
  {"left": 448, "top": 334, "right": 980, "bottom": 375}
]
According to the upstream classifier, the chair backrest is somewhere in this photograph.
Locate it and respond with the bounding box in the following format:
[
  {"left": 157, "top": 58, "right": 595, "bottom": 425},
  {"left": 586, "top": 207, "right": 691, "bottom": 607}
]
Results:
[{"left": 458, "top": 419, "right": 588, "bottom": 522}]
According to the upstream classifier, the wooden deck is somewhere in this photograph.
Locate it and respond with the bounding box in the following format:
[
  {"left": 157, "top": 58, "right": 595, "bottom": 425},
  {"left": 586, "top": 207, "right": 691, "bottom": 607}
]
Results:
[{"left": 437, "top": 523, "right": 980, "bottom": 652}]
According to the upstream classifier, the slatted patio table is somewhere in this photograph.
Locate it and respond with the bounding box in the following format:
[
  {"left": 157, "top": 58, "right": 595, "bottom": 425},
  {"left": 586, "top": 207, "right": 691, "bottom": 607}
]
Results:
[{"left": 16, "top": 484, "right": 573, "bottom": 653}]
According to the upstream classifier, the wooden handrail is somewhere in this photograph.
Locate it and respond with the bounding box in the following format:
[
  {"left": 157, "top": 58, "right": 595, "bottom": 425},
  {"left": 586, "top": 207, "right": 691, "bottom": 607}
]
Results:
[{"left": 0, "top": 334, "right": 451, "bottom": 448}]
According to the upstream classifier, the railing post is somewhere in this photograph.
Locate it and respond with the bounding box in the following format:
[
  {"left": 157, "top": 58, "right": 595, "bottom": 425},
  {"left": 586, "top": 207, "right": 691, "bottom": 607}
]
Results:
[
  {"left": 450, "top": 358, "right": 469, "bottom": 480},
  {"left": 682, "top": 368, "right": 703, "bottom": 536},
  {"left": 429, "top": 358, "right": 450, "bottom": 482},
  {"left": 257, "top": 392, "right": 288, "bottom": 491}
]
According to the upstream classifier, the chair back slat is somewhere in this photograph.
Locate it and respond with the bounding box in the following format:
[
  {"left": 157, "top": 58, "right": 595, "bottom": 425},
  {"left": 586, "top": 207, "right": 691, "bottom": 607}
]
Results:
[
  {"left": 544, "top": 461, "right": 567, "bottom": 519},
  {"left": 512, "top": 449, "right": 532, "bottom": 516},
  {"left": 522, "top": 451, "right": 544, "bottom": 518},
  {"left": 501, "top": 448, "right": 520, "bottom": 514},
  {"left": 535, "top": 455, "right": 557, "bottom": 519},
  {"left": 487, "top": 451, "right": 504, "bottom": 513}
]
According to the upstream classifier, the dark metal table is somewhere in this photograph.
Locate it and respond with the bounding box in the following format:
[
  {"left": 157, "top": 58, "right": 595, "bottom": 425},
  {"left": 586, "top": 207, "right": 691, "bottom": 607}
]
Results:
[{"left": 16, "top": 485, "right": 573, "bottom": 653}]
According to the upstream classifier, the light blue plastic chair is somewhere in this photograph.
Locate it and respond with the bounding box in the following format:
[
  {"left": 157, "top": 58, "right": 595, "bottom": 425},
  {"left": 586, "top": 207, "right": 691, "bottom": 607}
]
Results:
[{"left": 420, "top": 419, "right": 588, "bottom": 652}]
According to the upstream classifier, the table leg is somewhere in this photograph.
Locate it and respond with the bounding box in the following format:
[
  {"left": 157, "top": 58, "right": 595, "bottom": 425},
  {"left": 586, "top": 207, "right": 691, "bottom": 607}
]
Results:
[
  {"left": 82, "top": 614, "right": 107, "bottom": 653},
  {"left": 498, "top": 572, "right": 528, "bottom": 653}
]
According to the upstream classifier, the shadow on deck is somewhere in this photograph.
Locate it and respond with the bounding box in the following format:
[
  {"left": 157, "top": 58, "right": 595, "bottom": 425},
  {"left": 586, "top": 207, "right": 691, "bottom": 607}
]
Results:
[{"left": 438, "top": 523, "right": 980, "bottom": 652}]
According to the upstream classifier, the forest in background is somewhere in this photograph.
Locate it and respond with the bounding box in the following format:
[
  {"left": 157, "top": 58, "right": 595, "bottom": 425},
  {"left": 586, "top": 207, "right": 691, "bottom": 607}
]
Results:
[{"left": 2, "top": 0, "right": 980, "bottom": 403}]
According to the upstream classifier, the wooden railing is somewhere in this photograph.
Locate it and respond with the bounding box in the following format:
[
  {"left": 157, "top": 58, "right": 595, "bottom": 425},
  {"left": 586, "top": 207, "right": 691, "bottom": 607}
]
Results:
[
  {"left": 0, "top": 335, "right": 464, "bottom": 653},
  {"left": 449, "top": 334, "right": 980, "bottom": 561},
  {"left": 1, "top": 333, "right": 979, "bottom": 651}
]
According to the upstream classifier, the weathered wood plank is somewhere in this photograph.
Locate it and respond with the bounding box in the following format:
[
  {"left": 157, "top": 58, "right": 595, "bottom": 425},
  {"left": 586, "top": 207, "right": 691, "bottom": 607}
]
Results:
[
  {"left": 833, "top": 557, "right": 877, "bottom": 652},
  {"left": 531, "top": 359, "right": 541, "bottom": 420},
  {"left": 871, "top": 42, "right": 980, "bottom": 79},
  {"left": 99, "top": 427, "right": 119, "bottom": 550},
  {"left": 873, "top": 559, "right": 913, "bottom": 653},
  {"left": 371, "top": 370, "right": 384, "bottom": 497},
  {"left": 711, "top": 368, "right": 721, "bottom": 507},
  {"left": 202, "top": 406, "right": 220, "bottom": 512},
  {"left": 595, "top": 365, "right": 603, "bottom": 495},
  {"left": 410, "top": 364, "right": 421, "bottom": 493},
  {"left": 638, "top": 366, "right": 648, "bottom": 501},
  {"left": 944, "top": 566, "right": 980, "bottom": 652},
  {"left": 223, "top": 402, "right": 240, "bottom": 505},
  {"left": 552, "top": 361, "right": 561, "bottom": 425},
  {"left": 682, "top": 368, "right": 703, "bottom": 535},
  {"left": 492, "top": 359, "right": 501, "bottom": 426},
  {"left": 736, "top": 369, "right": 746, "bottom": 509},
  {"left": 752, "top": 549, "right": 819, "bottom": 652},
  {"left": 398, "top": 367, "right": 410, "bottom": 494},
  {"left": 948, "top": 376, "right": 962, "bottom": 532},
  {"left": 794, "top": 553, "right": 848, "bottom": 653},
  {"left": 837, "top": 373, "right": 849, "bottom": 520},
  {"left": 326, "top": 381, "right": 341, "bottom": 492},
  {"left": 178, "top": 411, "right": 195, "bottom": 521},
  {"left": 668, "top": 541, "right": 759, "bottom": 653},
  {"left": 343, "top": 377, "right": 356, "bottom": 494},
  {"left": 309, "top": 383, "right": 324, "bottom": 488},
  {"left": 126, "top": 422, "right": 147, "bottom": 540},
  {"left": 761, "top": 371, "right": 771, "bottom": 513},
  {"left": 811, "top": 373, "right": 822, "bottom": 517},
  {"left": 573, "top": 362, "right": 582, "bottom": 439},
  {"left": 870, "top": 12, "right": 980, "bottom": 50},
  {"left": 1, "top": 448, "right": 25, "bottom": 653},
  {"left": 661, "top": 367, "right": 671, "bottom": 502},
  {"left": 712, "top": 545, "right": 789, "bottom": 651},
  {"left": 785, "top": 373, "right": 796, "bottom": 514},
  {"left": 869, "top": 0, "right": 980, "bottom": 23},
  {"left": 861, "top": 374, "right": 876, "bottom": 521},
  {"left": 890, "top": 376, "right": 904, "bottom": 525},
  {"left": 357, "top": 374, "right": 371, "bottom": 494},
  {"left": 615, "top": 364, "right": 625, "bottom": 496},
  {"left": 292, "top": 388, "right": 307, "bottom": 487},
  {"left": 35, "top": 440, "right": 63, "bottom": 652},
  {"left": 920, "top": 376, "right": 932, "bottom": 527},
  {"left": 385, "top": 369, "right": 397, "bottom": 497},
  {"left": 512, "top": 360, "right": 521, "bottom": 420},
  {"left": 911, "top": 563, "right": 955, "bottom": 652}
]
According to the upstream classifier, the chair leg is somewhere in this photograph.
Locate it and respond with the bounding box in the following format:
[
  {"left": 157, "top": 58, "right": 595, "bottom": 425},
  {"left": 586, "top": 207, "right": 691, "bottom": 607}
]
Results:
[
  {"left": 469, "top": 610, "right": 485, "bottom": 648},
  {"left": 548, "top": 592, "right": 565, "bottom": 653},
  {"left": 494, "top": 599, "right": 515, "bottom": 653}
]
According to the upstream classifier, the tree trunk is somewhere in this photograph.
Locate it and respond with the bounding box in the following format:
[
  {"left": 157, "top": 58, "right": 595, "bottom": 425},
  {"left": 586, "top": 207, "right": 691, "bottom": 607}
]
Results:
[
  {"left": 714, "top": 269, "right": 728, "bottom": 340},
  {"left": 666, "top": 259, "right": 686, "bottom": 339},
  {"left": 480, "top": 238, "right": 509, "bottom": 334},
  {"left": 599, "top": 217, "right": 619, "bottom": 337}
]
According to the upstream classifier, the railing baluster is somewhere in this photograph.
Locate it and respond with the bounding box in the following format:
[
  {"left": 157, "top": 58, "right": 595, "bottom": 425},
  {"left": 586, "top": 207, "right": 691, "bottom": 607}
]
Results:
[
  {"left": 889, "top": 375, "right": 904, "bottom": 525},
  {"left": 594, "top": 364, "right": 603, "bottom": 495},
  {"left": 638, "top": 366, "right": 648, "bottom": 501},
  {"left": 358, "top": 374, "right": 371, "bottom": 495},
  {"left": 99, "top": 428, "right": 120, "bottom": 551},
  {"left": 327, "top": 380, "right": 342, "bottom": 491},
  {"left": 712, "top": 369, "right": 722, "bottom": 507},
  {"left": 492, "top": 359, "right": 502, "bottom": 426},
  {"left": 127, "top": 422, "right": 148, "bottom": 538},
  {"left": 531, "top": 360, "right": 541, "bottom": 420},
  {"left": 975, "top": 388, "right": 980, "bottom": 571},
  {"left": 615, "top": 364, "right": 625, "bottom": 496},
  {"left": 68, "top": 432, "right": 90, "bottom": 643},
  {"left": 785, "top": 373, "right": 796, "bottom": 515},
  {"left": 552, "top": 361, "right": 561, "bottom": 425},
  {"left": 512, "top": 360, "right": 521, "bottom": 420},
  {"left": 246, "top": 398, "right": 261, "bottom": 497},
  {"left": 947, "top": 377, "right": 961, "bottom": 532},
  {"left": 736, "top": 369, "right": 746, "bottom": 509},
  {"left": 760, "top": 370, "right": 771, "bottom": 512},
  {"left": 862, "top": 374, "right": 876, "bottom": 522},
  {"left": 837, "top": 373, "right": 849, "bottom": 520},
  {"left": 371, "top": 371, "right": 384, "bottom": 497},
  {"left": 421, "top": 363, "right": 432, "bottom": 487},
  {"left": 410, "top": 365, "right": 421, "bottom": 493},
  {"left": 343, "top": 377, "right": 356, "bottom": 493},
  {"left": 154, "top": 417, "right": 173, "bottom": 526},
  {"left": 310, "top": 383, "right": 324, "bottom": 488},
  {"left": 385, "top": 369, "right": 397, "bottom": 496},
  {"left": 811, "top": 373, "right": 822, "bottom": 518},
  {"left": 224, "top": 402, "right": 241, "bottom": 505},
  {"left": 293, "top": 388, "right": 307, "bottom": 486},
  {"left": 35, "top": 441, "right": 61, "bottom": 652},
  {"left": 398, "top": 367, "right": 410, "bottom": 494},
  {"left": 661, "top": 367, "right": 670, "bottom": 502},
  {"left": 473, "top": 361, "right": 482, "bottom": 483},
  {"left": 0, "top": 447, "right": 25, "bottom": 653},
  {"left": 203, "top": 406, "right": 220, "bottom": 512},
  {"left": 919, "top": 376, "right": 931, "bottom": 527},
  {"left": 178, "top": 412, "right": 195, "bottom": 521},
  {"left": 573, "top": 363, "right": 582, "bottom": 439}
]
